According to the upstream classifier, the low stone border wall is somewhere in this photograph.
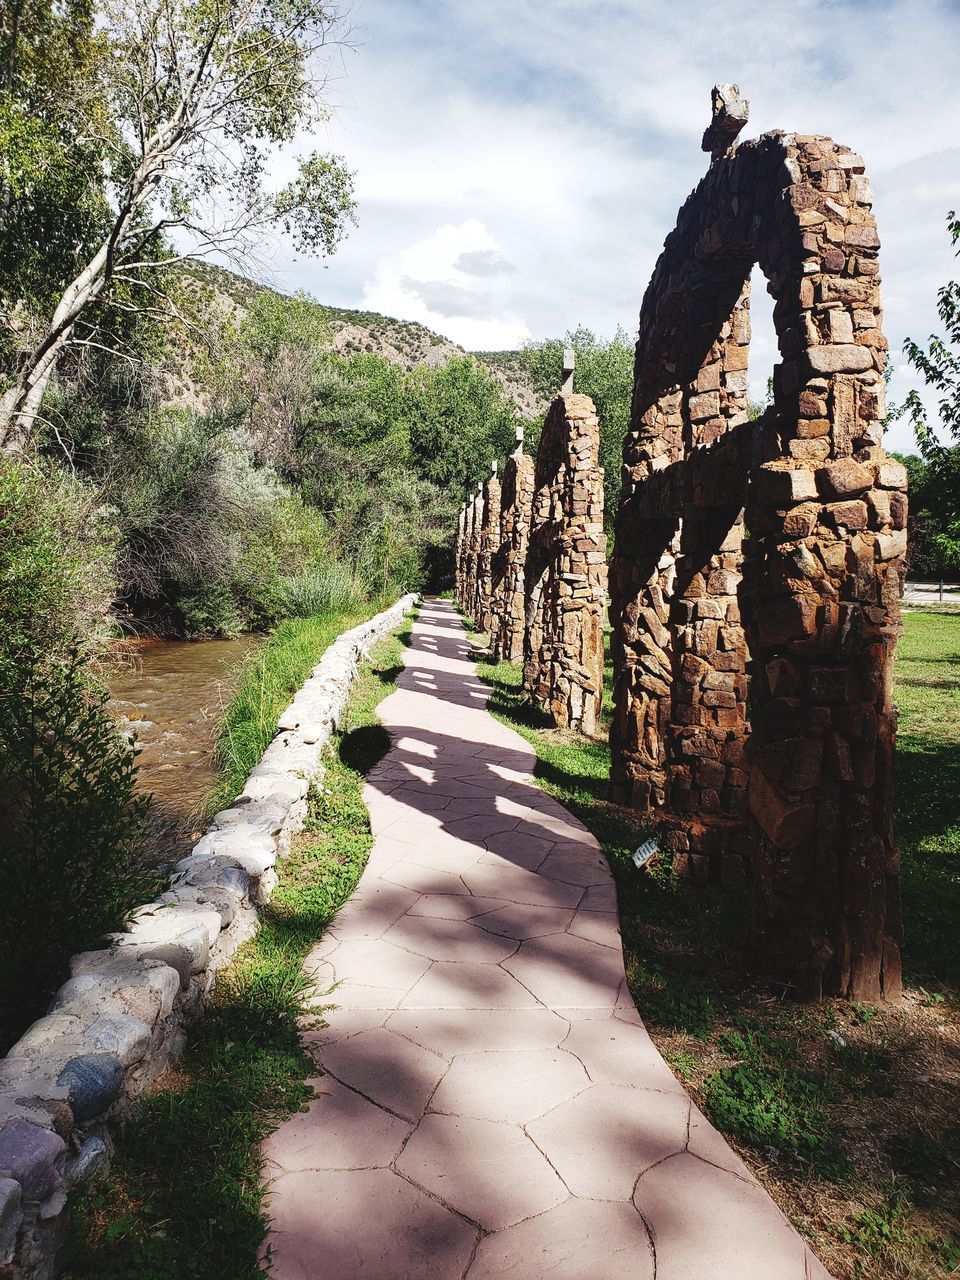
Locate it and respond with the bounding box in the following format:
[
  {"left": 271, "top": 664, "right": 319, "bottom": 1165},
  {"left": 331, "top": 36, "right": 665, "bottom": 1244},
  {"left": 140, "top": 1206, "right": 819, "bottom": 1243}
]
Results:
[{"left": 0, "top": 594, "right": 419, "bottom": 1278}]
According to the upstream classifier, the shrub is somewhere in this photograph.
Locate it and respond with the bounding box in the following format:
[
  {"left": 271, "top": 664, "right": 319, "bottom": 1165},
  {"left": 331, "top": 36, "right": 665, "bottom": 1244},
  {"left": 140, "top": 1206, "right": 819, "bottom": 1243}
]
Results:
[
  {"left": 0, "top": 458, "right": 115, "bottom": 668},
  {"left": 281, "top": 561, "right": 370, "bottom": 618},
  {"left": 0, "top": 649, "right": 154, "bottom": 1051},
  {"left": 104, "top": 412, "right": 333, "bottom": 636}
]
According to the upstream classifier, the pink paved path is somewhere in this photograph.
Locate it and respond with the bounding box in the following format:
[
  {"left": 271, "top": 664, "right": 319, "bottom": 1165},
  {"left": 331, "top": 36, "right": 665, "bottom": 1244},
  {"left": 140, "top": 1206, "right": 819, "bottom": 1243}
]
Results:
[{"left": 264, "top": 600, "right": 831, "bottom": 1279}]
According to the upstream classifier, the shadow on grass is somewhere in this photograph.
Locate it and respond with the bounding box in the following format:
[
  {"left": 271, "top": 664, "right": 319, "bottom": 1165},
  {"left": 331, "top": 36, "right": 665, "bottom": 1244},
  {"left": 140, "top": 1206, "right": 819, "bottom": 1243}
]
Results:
[
  {"left": 468, "top": 607, "right": 960, "bottom": 1275},
  {"left": 339, "top": 723, "right": 391, "bottom": 774},
  {"left": 896, "top": 739, "right": 960, "bottom": 855}
]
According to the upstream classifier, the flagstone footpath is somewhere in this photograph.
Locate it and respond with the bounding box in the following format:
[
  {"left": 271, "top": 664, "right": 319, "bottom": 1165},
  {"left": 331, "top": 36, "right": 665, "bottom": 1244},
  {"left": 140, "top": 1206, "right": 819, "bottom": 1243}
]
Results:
[{"left": 263, "top": 599, "right": 831, "bottom": 1280}]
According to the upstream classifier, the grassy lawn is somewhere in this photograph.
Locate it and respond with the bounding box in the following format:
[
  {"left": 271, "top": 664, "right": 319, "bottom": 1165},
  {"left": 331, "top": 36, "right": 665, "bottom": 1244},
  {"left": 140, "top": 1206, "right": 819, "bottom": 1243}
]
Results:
[
  {"left": 471, "top": 609, "right": 960, "bottom": 1280},
  {"left": 62, "top": 616, "right": 414, "bottom": 1280},
  {"left": 896, "top": 610, "right": 960, "bottom": 990}
]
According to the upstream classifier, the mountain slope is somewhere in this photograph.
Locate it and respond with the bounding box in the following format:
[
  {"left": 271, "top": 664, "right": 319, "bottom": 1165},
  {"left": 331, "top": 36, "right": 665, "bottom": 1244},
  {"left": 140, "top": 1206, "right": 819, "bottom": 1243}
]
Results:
[{"left": 179, "top": 262, "right": 543, "bottom": 418}]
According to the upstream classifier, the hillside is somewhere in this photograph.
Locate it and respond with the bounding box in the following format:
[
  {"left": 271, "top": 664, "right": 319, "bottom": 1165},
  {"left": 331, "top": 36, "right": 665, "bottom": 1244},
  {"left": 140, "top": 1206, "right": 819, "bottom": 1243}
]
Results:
[{"left": 179, "top": 262, "right": 543, "bottom": 418}]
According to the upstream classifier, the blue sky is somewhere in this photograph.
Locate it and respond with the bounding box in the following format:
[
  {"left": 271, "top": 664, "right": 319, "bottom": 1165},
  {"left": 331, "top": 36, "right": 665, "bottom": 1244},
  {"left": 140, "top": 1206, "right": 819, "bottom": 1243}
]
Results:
[{"left": 268, "top": 0, "right": 960, "bottom": 452}]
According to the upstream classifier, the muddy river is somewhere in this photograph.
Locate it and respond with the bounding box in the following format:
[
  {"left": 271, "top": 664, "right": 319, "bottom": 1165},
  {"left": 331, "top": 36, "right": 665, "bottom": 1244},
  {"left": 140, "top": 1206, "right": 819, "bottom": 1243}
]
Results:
[{"left": 108, "top": 634, "right": 261, "bottom": 838}]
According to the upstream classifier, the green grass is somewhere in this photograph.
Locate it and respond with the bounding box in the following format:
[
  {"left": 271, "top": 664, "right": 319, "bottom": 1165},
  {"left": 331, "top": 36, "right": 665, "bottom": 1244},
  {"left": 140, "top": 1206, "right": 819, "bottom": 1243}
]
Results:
[
  {"left": 62, "top": 617, "right": 414, "bottom": 1280},
  {"left": 470, "top": 611, "right": 960, "bottom": 1279},
  {"left": 893, "top": 610, "right": 960, "bottom": 989},
  {"left": 211, "top": 609, "right": 373, "bottom": 811}
]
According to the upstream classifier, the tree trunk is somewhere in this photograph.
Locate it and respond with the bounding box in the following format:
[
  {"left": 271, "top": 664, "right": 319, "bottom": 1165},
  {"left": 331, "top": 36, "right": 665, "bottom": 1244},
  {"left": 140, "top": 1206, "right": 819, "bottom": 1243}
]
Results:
[{"left": 0, "top": 240, "right": 112, "bottom": 453}]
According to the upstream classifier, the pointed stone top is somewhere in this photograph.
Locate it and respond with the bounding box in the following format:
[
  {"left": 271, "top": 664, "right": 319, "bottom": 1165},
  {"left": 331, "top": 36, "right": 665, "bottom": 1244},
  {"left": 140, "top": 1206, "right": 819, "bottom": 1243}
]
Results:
[
  {"left": 561, "top": 347, "right": 575, "bottom": 394},
  {"left": 701, "top": 83, "right": 749, "bottom": 160}
]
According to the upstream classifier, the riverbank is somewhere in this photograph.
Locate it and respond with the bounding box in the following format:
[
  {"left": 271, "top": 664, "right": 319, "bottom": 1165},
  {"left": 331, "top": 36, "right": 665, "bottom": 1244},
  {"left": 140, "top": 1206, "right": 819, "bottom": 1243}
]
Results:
[
  {"left": 0, "top": 597, "right": 417, "bottom": 1279},
  {"left": 62, "top": 611, "right": 416, "bottom": 1278},
  {"left": 211, "top": 608, "right": 381, "bottom": 811},
  {"left": 469, "top": 610, "right": 960, "bottom": 1280},
  {"left": 108, "top": 633, "right": 262, "bottom": 839}
]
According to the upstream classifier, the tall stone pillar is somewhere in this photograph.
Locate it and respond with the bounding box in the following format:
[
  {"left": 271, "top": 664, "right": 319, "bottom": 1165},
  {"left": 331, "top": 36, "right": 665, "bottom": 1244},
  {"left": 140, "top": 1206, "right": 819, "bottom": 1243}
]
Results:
[
  {"left": 477, "top": 462, "right": 501, "bottom": 637},
  {"left": 463, "top": 484, "right": 482, "bottom": 623},
  {"left": 492, "top": 427, "right": 535, "bottom": 663},
  {"left": 454, "top": 500, "right": 467, "bottom": 608},
  {"left": 525, "top": 384, "right": 606, "bottom": 733},
  {"left": 608, "top": 83, "right": 906, "bottom": 999}
]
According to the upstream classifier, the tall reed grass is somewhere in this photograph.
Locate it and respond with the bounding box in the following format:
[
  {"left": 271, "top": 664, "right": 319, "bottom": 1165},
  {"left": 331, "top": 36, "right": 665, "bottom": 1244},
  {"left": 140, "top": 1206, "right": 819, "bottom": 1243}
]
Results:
[{"left": 280, "top": 562, "right": 371, "bottom": 619}]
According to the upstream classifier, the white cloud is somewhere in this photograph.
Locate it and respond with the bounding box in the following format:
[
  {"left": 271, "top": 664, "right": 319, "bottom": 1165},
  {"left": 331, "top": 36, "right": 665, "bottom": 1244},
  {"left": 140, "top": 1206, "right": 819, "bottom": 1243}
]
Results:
[
  {"left": 361, "top": 220, "right": 531, "bottom": 348},
  {"left": 271, "top": 0, "right": 960, "bottom": 451}
]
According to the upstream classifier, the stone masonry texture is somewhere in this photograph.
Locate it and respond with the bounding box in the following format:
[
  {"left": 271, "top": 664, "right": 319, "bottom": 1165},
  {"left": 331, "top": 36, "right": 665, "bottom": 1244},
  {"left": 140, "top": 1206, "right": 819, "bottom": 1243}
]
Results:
[
  {"left": 477, "top": 464, "right": 502, "bottom": 638},
  {"left": 459, "top": 390, "right": 606, "bottom": 738},
  {"left": 523, "top": 392, "right": 607, "bottom": 734},
  {"left": 491, "top": 443, "right": 536, "bottom": 664},
  {"left": 608, "top": 85, "right": 906, "bottom": 1001},
  {"left": 462, "top": 487, "right": 483, "bottom": 625}
]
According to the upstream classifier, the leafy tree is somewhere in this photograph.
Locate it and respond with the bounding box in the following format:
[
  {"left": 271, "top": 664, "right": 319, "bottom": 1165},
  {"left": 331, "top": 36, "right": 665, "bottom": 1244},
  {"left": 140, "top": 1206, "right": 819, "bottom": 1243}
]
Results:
[
  {"left": 405, "top": 355, "right": 518, "bottom": 493},
  {"left": 898, "top": 212, "right": 960, "bottom": 575},
  {"left": 0, "top": 0, "right": 357, "bottom": 453},
  {"left": 0, "top": 0, "right": 114, "bottom": 326},
  {"left": 518, "top": 326, "right": 633, "bottom": 531},
  {"left": 902, "top": 212, "right": 960, "bottom": 450},
  {"left": 212, "top": 288, "right": 334, "bottom": 466},
  {"left": 893, "top": 450, "right": 960, "bottom": 579}
]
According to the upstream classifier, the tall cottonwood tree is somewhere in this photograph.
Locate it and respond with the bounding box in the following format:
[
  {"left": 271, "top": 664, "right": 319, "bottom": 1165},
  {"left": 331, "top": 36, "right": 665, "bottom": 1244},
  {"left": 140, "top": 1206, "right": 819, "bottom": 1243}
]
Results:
[{"left": 0, "top": 0, "right": 356, "bottom": 453}]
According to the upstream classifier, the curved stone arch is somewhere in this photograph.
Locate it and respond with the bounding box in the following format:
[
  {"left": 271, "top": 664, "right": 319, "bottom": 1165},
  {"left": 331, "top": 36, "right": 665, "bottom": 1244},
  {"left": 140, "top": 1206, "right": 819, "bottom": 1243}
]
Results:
[{"left": 610, "top": 94, "right": 906, "bottom": 1001}]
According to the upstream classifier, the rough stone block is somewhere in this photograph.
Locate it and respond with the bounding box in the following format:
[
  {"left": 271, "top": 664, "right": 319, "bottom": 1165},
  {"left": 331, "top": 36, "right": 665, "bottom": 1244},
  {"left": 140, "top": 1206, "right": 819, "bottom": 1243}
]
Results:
[
  {"left": 806, "top": 344, "right": 874, "bottom": 373},
  {"left": 56, "top": 1055, "right": 124, "bottom": 1122},
  {"left": 875, "top": 457, "right": 908, "bottom": 490},
  {"left": 0, "top": 1176, "right": 21, "bottom": 1265},
  {"left": 824, "top": 500, "right": 868, "bottom": 530},
  {"left": 817, "top": 458, "right": 872, "bottom": 498},
  {"left": 82, "top": 1016, "right": 151, "bottom": 1067},
  {"left": 65, "top": 1136, "right": 108, "bottom": 1187},
  {"left": 755, "top": 465, "right": 818, "bottom": 505},
  {"left": 876, "top": 530, "right": 907, "bottom": 561},
  {"left": 0, "top": 1121, "right": 66, "bottom": 1203}
]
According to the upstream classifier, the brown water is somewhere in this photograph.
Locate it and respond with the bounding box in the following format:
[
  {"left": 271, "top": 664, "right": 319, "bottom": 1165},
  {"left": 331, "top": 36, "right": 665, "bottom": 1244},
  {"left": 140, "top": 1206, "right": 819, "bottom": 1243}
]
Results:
[{"left": 108, "top": 634, "right": 261, "bottom": 836}]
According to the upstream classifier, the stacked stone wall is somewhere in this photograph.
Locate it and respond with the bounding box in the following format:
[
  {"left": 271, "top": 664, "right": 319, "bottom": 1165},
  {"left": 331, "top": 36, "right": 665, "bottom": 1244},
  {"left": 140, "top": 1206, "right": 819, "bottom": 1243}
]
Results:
[
  {"left": 0, "top": 595, "right": 418, "bottom": 1278},
  {"left": 491, "top": 446, "right": 536, "bottom": 662},
  {"left": 454, "top": 500, "right": 468, "bottom": 609},
  {"left": 609, "top": 85, "right": 905, "bottom": 1000},
  {"left": 461, "top": 487, "right": 482, "bottom": 620},
  {"left": 476, "top": 466, "right": 501, "bottom": 636},
  {"left": 524, "top": 392, "right": 606, "bottom": 734}
]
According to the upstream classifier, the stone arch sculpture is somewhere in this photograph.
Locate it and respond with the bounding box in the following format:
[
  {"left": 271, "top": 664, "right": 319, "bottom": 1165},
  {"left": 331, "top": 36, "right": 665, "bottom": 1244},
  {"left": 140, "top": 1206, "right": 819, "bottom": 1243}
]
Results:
[
  {"left": 524, "top": 383, "right": 606, "bottom": 734},
  {"left": 609, "top": 86, "right": 907, "bottom": 1001},
  {"left": 477, "top": 462, "right": 501, "bottom": 636},
  {"left": 491, "top": 427, "right": 536, "bottom": 663},
  {"left": 461, "top": 481, "right": 482, "bottom": 620}
]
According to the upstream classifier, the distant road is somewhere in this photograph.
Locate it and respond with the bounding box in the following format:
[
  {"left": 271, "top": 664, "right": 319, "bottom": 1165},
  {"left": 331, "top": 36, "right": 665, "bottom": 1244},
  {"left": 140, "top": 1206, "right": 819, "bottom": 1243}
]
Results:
[{"left": 903, "top": 581, "right": 960, "bottom": 605}]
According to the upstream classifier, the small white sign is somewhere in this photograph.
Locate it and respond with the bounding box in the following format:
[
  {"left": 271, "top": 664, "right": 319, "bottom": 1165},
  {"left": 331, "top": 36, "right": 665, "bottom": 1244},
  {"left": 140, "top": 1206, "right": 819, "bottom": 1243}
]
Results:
[{"left": 631, "top": 838, "right": 659, "bottom": 869}]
